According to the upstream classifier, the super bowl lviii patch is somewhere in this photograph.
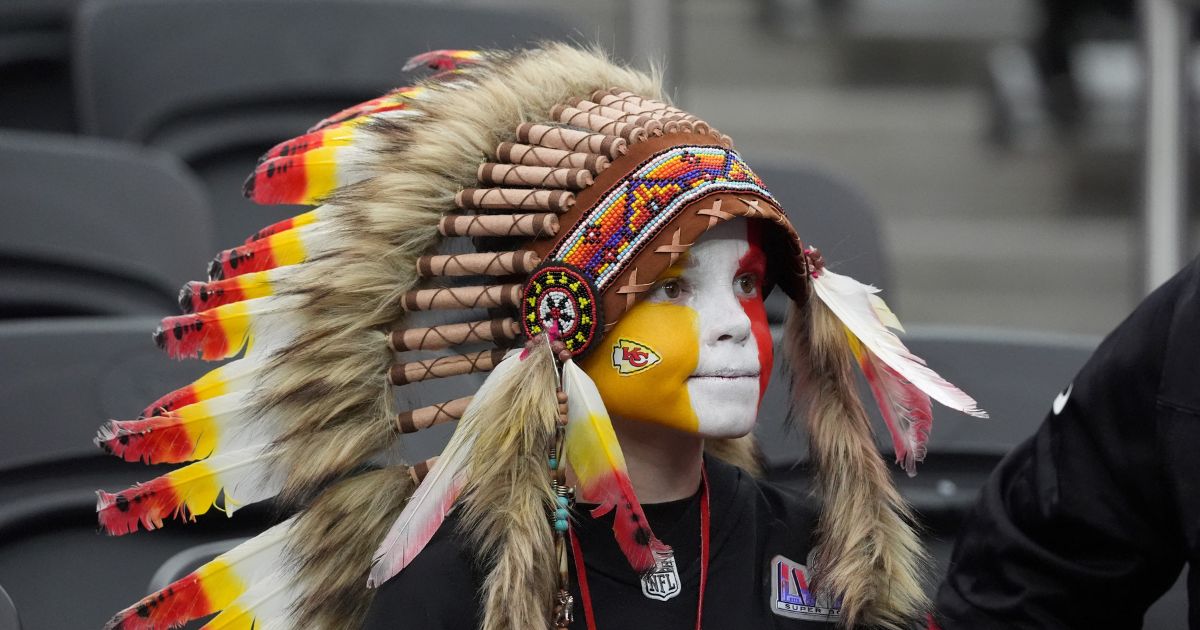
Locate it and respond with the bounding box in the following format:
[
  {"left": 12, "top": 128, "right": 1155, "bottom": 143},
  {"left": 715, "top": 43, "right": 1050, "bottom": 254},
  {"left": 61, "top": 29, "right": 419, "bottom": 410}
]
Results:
[
  {"left": 611, "top": 338, "right": 661, "bottom": 375},
  {"left": 769, "top": 553, "right": 842, "bottom": 623}
]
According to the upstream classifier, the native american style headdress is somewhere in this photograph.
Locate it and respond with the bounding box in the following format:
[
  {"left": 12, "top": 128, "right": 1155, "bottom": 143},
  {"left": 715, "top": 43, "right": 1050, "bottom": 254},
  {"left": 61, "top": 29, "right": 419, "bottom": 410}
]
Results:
[{"left": 95, "top": 45, "right": 985, "bottom": 630}]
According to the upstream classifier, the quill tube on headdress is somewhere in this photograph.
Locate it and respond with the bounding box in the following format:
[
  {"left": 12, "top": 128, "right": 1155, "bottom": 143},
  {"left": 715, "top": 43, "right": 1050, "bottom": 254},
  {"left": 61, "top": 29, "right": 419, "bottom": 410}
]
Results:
[
  {"left": 810, "top": 266, "right": 987, "bottom": 474},
  {"left": 561, "top": 359, "right": 669, "bottom": 574}
]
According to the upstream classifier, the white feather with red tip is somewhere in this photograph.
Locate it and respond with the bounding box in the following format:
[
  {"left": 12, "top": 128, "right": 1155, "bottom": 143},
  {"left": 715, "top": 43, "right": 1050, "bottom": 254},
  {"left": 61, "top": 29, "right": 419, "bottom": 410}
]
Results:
[
  {"left": 810, "top": 267, "right": 987, "bottom": 473},
  {"left": 367, "top": 349, "right": 522, "bottom": 587}
]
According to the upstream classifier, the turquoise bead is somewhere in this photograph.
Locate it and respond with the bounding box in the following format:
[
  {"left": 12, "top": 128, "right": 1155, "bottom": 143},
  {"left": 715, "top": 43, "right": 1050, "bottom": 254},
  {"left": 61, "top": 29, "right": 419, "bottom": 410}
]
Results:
[
  {"left": 548, "top": 457, "right": 559, "bottom": 469},
  {"left": 556, "top": 496, "right": 569, "bottom": 507},
  {"left": 554, "top": 519, "right": 569, "bottom": 532},
  {"left": 555, "top": 508, "right": 569, "bottom": 520}
]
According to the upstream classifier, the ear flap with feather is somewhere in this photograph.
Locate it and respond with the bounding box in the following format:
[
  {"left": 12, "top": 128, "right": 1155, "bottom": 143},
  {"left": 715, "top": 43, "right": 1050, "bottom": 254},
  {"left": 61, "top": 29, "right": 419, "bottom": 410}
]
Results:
[
  {"left": 808, "top": 260, "right": 986, "bottom": 475},
  {"left": 786, "top": 298, "right": 929, "bottom": 629}
]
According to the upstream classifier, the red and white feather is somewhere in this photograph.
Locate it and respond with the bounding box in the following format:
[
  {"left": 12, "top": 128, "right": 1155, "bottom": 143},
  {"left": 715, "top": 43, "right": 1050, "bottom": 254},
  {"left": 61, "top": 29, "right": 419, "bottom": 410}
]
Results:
[
  {"left": 367, "top": 350, "right": 521, "bottom": 587},
  {"left": 811, "top": 267, "right": 987, "bottom": 474}
]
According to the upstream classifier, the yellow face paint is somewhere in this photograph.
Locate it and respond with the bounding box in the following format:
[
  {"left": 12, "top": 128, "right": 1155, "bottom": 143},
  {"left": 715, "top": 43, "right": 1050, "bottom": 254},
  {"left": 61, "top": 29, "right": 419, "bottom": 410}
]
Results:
[{"left": 580, "top": 298, "right": 702, "bottom": 432}]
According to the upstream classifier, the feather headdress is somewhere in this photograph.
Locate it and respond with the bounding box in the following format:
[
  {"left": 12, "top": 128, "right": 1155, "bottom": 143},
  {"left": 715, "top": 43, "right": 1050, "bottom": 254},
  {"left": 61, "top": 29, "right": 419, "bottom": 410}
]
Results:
[{"left": 94, "top": 44, "right": 982, "bottom": 630}]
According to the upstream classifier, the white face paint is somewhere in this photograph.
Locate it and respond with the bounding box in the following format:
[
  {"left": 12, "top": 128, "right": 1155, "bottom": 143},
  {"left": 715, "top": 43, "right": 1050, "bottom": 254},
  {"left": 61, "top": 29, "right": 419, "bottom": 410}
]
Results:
[{"left": 647, "top": 219, "right": 769, "bottom": 438}]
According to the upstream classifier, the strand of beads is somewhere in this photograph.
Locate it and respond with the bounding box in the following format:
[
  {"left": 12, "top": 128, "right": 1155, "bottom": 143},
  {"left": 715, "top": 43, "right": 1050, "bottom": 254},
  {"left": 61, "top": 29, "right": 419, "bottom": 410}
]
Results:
[{"left": 551, "top": 386, "right": 574, "bottom": 629}]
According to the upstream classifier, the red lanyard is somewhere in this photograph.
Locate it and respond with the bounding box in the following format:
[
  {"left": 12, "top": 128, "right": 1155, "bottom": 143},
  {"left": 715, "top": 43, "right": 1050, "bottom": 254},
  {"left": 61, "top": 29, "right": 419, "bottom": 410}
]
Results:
[{"left": 569, "top": 467, "right": 711, "bottom": 630}]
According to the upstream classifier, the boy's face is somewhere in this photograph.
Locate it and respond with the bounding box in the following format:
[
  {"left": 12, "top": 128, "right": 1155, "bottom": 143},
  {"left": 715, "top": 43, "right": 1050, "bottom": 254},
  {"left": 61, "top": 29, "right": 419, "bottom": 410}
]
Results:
[{"left": 581, "top": 218, "right": 774, "bottom": 437}]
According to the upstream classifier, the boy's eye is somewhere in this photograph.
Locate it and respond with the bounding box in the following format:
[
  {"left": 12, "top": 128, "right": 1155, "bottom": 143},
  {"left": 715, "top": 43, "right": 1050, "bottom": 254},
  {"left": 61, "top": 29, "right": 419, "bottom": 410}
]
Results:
[
  {"left": 735, "top": 273, "right": 758, "bottom": 296},
  {"left": 660, "top": 279, "right": 682, "bottom": 299}
]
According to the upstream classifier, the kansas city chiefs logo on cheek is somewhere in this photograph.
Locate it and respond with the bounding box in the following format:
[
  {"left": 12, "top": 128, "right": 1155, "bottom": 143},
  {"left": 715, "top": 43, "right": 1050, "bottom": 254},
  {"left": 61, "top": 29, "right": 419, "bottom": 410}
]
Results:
[{"left": 611, "top": 339, "right": 662, "bottom": 375}]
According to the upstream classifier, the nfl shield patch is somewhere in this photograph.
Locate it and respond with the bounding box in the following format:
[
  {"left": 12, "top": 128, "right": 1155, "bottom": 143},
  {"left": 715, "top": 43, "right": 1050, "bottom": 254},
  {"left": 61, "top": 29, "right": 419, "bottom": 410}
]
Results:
[
  {"left": 769, "top": 553, "right": 842, "bottom": 622},
  {"left": 640, "top": 553, "right": 681, "bottom": 601}
]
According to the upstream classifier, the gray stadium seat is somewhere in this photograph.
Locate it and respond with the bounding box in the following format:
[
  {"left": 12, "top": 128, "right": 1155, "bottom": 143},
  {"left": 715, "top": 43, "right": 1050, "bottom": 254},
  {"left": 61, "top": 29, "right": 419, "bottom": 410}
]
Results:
[
  {"left": 0, "top": 317, "right": 273, "bottom": 629},
  {"left": 74, "top": 0, "right": 580, "bottom": 246},
  {"left": 0, "top": 317, "right": 212, "bottom": 470},
  {"left": 0, "top": 131, "right": 214, "bottom": 318},
  {"left": 0, "top": 583, "right": 19, "bottom": 630},
  {"left": 0, "top": 0, "right": 80, "bottom": 132},
  {"left": 749, "top": 160, "right": 889, "bottom": 323}
]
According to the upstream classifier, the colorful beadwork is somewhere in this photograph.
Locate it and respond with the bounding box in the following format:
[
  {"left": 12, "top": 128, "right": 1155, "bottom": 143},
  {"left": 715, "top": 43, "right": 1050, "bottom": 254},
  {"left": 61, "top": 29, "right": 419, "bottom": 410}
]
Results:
[
  {"left": 550, "top": 145, "right": 776, "bottom": 292},
  {"left": 522, "top": 263, "right": 602, "bottom": 355}
]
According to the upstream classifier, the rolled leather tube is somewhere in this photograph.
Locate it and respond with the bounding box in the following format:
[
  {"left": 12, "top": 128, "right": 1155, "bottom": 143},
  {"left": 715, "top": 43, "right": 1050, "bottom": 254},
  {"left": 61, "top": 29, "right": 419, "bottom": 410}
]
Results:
[
  {"left": 416, "top": 251, "right": 541, "bottom": 277},
  {"left": 438, "top": 213, "right": 559, "bottom": 238},
  {"left": 396, "top": 396, "right": 473, "bottom": 433},
  {"left": 389, "top": 317, "right": 520, "bottom": 352},
  {"left": 388, "top": 348, "right": 507, "bottom": 386},
  {"left": 401, "top": 284, "right": 521, "bottom": 311}
]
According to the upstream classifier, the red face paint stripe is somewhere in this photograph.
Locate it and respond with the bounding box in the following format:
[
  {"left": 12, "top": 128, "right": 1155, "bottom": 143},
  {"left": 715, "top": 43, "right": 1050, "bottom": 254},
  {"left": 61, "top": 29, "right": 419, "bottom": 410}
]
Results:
[{"left": 739, "top": 220, "right": 774, "bottom": 403}]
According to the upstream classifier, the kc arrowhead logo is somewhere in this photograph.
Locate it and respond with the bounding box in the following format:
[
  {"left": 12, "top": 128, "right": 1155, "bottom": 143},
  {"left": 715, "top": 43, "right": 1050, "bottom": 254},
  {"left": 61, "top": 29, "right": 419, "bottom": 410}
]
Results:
[{"left": 611, "top": 338, "right": 661, "bottom": 376}]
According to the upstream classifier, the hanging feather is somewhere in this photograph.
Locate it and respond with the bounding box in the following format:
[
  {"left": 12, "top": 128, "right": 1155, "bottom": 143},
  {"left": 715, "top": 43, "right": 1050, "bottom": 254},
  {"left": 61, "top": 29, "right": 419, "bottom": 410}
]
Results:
[
  {"left": 788, "top": 299, "right": 929, "bottom": 628},
  {"left": 103, "top": 519, "right": 293, "bottom": 630},
  {"left": 243, "top": 146, "right": 373, "bottom": 206},
  {"left": 208, "top": 223, "right": 336, "bottom": 281},
  {"left": 811, "top": 267, "right": 987, "bottom": 418},
  {"left": 97, "top": 446, "right": 282, "bottom": 535},
  {"left": 367, "top": 350, "right": 524, "bottom": 587},
  {"left": 403, "top": 49, "right": 484, "bottom": 72},
  {"left": 453, "top": 338, "right": 560, "bottom": 630},
  {"left": 97, "top": 390, "right": 276, "bottom": 465},
  {"left": 847, "top": 334, "right": 932, "bottom": 476},
  {"left": 561, "top": 359, "right": 669, "bottom": 575},
  {"left": 142, "top": 356, "right": 259, "bottom": 416}
]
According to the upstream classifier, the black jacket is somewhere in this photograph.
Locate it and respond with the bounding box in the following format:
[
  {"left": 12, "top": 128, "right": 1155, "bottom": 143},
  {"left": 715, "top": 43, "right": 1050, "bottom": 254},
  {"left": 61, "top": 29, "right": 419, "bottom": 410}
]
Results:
[
  {"left": 936, "top": 256, "right": 1200, "bottom": 629},
  {"left": 363, "top": 457, "right": 846, "bottom": 629}
]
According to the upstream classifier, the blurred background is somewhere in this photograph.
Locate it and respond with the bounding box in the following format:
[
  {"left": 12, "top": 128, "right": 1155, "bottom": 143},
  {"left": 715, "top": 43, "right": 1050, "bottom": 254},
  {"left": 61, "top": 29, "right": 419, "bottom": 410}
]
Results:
[{"left": 0, "top": 0, "right": 1195, "bottom": 628}]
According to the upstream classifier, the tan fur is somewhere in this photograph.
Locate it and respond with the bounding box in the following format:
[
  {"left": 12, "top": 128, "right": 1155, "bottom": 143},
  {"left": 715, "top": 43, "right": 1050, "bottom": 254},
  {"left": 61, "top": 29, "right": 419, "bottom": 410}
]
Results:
[
  {"left": 456, "top": 344, "right": 561, "bottom": 630},
  {"left": 240, "top": 45, "right": 662, "bottom": 628},
  {"left": 705, "top": 435, "right": 765, "bottom": 478},
  {"left": 787, "top": 298, "right": 929, "bottom": 628},
  {"left": 288, "top": 466, "right": 416, "bottom": 628},
  {"left": 249, "top": 44, "right": 662, "bottom": 505}
]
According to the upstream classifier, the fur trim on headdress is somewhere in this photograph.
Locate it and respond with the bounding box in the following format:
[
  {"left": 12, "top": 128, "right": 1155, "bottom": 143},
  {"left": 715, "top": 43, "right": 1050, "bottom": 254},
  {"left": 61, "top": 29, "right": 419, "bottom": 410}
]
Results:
[{"left": 787, "top": 297, "right": 928, "bottom": 628}]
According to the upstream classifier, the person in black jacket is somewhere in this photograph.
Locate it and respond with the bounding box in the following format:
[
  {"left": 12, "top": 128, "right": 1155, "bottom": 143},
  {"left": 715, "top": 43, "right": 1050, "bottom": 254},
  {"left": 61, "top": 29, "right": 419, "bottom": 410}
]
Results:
[{"left": 935, "top": 255, "right": 1200, "bottom": 628}]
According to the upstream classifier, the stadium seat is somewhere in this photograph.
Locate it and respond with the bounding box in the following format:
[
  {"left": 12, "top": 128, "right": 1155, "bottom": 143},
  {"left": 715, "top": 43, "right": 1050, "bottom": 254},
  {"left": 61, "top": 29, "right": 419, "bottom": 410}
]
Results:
[
  {"left": 74, "top": 0, "right": 580, "bottom": 246},
  {"left": 0, "top": 583, "right": 19, "bottom": 630},
  {"left": 0, "top": 1, "right": 79, "bottom": 132},
  {"left": 749, "top": 160, "right": 890, "bottom": 323},
  {"left": 0, "top": 317, "right": 211, "bottom": 470},
  {"left": 0, "top": 131, "right": 214, "bottom": 318},
  {"left": 0, "top": 317, "right": 279, "bottom": 629}
]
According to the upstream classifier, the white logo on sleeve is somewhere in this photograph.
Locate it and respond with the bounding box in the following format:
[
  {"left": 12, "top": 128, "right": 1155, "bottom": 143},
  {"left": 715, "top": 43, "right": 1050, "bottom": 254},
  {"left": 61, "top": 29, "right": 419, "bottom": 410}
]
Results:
[{"left": 1053, "top": 383, "right": 1073, "bottom": 415}]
